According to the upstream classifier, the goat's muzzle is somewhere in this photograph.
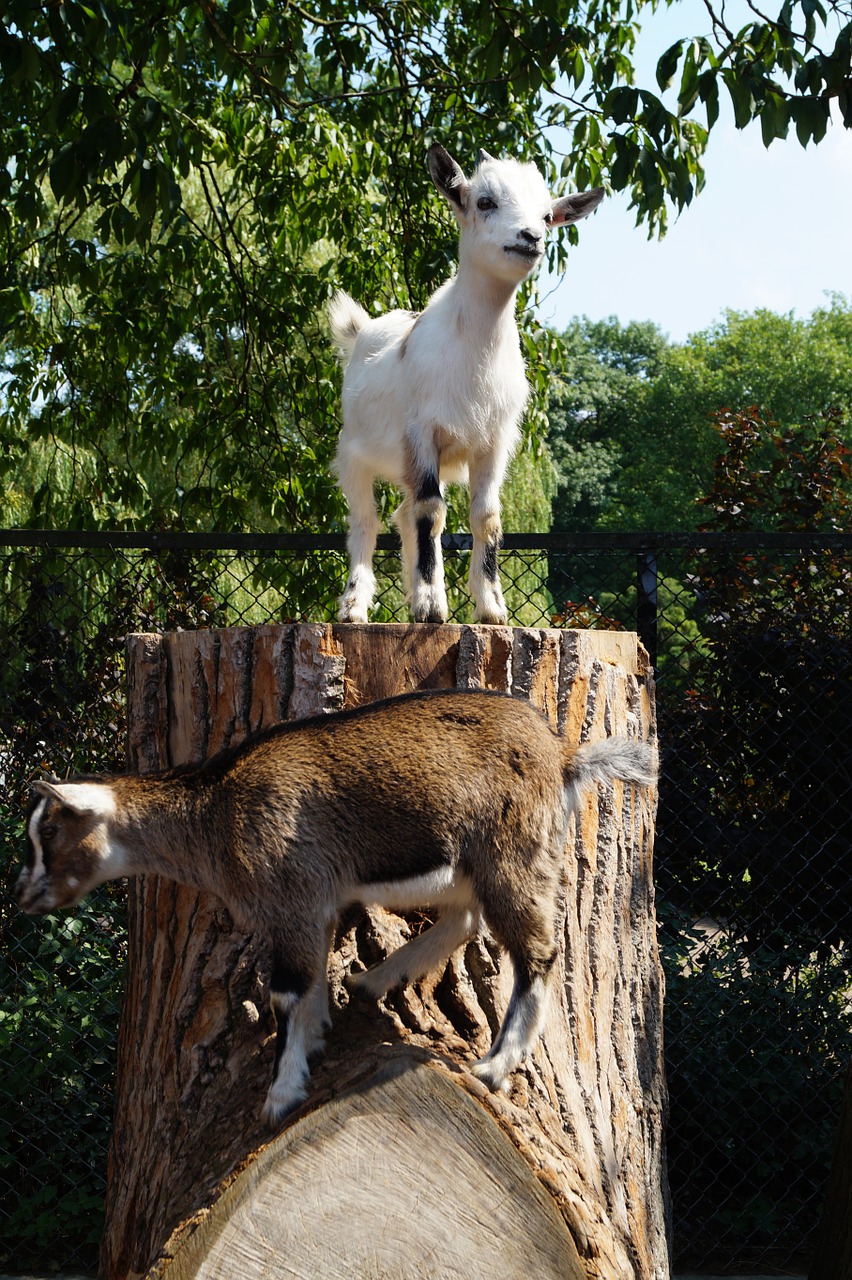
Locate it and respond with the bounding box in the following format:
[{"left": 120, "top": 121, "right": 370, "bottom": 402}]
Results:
[{"left": 13, "top": 868, "right": 54, "bottom": 916}]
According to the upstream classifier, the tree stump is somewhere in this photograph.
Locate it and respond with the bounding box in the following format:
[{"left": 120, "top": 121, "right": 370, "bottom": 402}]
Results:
[{"left": 101, "top": 624, "right": 667, "bottom": 1280}]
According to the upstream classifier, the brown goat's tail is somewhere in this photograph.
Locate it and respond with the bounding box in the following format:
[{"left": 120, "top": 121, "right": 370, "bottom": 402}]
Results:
[{"left": 563, "top": 736, "right": 657, "bottom": 816}]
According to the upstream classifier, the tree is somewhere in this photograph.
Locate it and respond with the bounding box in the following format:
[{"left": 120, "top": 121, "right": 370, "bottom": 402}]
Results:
[
  {"left": 547, "top": 298, "right": 852, "bottom": 531},
  {"left": 655, "top": 407, "right": 852, "bottom": 1263},
  {"left": 1, "top": 0, "right": 849, "bottom": 531}
]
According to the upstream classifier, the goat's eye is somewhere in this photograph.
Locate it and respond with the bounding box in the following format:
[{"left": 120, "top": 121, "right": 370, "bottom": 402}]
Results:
[
  {"left": 544, "top": 211, "right": 554, "bottom": 226},
  {"left": 476, "top": 196, "right": 497, "bottom": 212},
  {"left": 41, "top": 823, "right": 57, "bottom": 843}
]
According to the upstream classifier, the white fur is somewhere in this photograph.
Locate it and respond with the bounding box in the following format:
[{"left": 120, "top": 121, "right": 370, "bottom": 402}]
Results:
[
  {"left": 352, "top": 866, "right": 473, "bottom": 912},
  {"left": 330, "top": 144, "right": 604, "bottom": 625},
  {"left": 44, "top": 781, "right": 117, "bottom": 818},
  {"left": 346, "top": 869, "right": 479, "bottom": 998},
  {"left": 564, "top": 736, "right": 658, "bottom": 816},
  {"left": 26, "top": 798, "right": 48, "bottom": 885},
  {"left": 349, "top": 906, "right": 479, "bottom": 1000}
]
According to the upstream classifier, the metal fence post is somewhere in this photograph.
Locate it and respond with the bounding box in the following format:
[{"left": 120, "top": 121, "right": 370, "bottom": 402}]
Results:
[{"left": 636, "top": 549, "right": 658, "bottom": 672}]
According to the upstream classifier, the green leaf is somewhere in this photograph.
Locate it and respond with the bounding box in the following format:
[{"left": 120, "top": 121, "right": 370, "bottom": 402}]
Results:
[
  {"left": 760, "top": 92, "right": 790, "bottom": 146},
  {"left": 607, "top": 85, "right": 639, "bottom": 125},
  {"left": 656, "top": 41, "right": 682, "bottom": 91},
  {"left": 48, "top": 144, "right": 81, "bottom": 202}
]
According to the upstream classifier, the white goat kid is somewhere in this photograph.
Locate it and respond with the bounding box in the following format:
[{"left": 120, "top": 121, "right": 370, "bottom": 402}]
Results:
[{"left": 330, "top": 143, "right": 604, "bottom": 626}]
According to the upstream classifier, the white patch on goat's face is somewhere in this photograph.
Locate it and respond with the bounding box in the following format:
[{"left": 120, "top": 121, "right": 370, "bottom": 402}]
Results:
[{"left": 18, "top": 798, "right": 49, "bottom": 909}]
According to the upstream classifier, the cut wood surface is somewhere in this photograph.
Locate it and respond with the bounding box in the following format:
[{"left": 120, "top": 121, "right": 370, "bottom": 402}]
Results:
[
  {"left": 147, "top": 1063, "right": 587, "bottom": 1280},
  {"left": 101, "top": 623, "right": 667, "bottom": 1280}
]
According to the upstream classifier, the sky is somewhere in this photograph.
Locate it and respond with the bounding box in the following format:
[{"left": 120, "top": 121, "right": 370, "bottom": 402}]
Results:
[{"left": 538, "top": 0, "right": 852, "bottom": 343}]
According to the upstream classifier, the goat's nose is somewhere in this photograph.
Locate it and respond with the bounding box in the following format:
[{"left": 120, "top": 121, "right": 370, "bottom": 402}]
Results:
[{"left": 520, "top": 229, "right": 542, "bottom": 247}]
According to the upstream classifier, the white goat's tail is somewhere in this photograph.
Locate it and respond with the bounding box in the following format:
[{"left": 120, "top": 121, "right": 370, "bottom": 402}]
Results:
[
  {"left": 328, "top": 290, "right": 370, "bottom": 365},
  {"left": 563, "top": 736, "right": 657, "bottom": 816}
]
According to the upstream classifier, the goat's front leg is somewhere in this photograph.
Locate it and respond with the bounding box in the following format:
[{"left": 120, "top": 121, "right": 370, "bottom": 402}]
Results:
[
  {"left": 468, "top": 452, "right": 509, "bottom": 625},
  {"left": 394, "top": 453, "right": 448, "bottom": 623},
  {"left": 262, "top": 936, "right": 332, "bottom": 1126}
]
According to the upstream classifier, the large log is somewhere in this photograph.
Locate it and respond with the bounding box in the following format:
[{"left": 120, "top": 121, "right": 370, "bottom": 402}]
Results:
[{"left": 101, "top": 623, "right": 666, "bottom": 1280}]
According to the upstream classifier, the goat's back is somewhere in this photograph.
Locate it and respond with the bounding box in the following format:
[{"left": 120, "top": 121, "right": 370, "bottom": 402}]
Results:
[
  {"left": 231, "top": 688, "right": 564, "bottom": 799},
  {"left": 219, "top": 690, "right": 568, "bottom": 891}
]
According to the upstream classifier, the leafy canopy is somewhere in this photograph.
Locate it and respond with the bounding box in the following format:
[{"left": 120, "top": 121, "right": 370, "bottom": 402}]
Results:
[
  {"left": 1, "top": 0, "right": 849, "bottom": 529},
  {"left": 547, "top": 297, "right": 852, "bottom": 530}
]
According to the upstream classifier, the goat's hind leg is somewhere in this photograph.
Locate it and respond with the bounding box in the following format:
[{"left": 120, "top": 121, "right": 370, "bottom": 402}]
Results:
[
  {"left": 348, "top": 906, "right": 477, "bottom": 999},
  {"left": 471, "top": 957, "right": 553, "bottom": 1092},
  {"left": 472, "top": 889, "right": 558, "bottom": 1091},
  {"left": 336, "top": 455, "right": 380, "bottom": 623}
]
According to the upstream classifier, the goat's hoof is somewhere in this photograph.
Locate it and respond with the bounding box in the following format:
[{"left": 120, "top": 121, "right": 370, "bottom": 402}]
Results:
[
  {"left": 338, "top": 607, "right": 369, "bottom": 625},
  {"left": 471, "top": 1059, "right": 510, "bottom": 1093},
  {"left": 411, "top": 605, "right": 449, "bottom": 625},
  {"left": 345, "top": 970, "right": 381, "bottom": 1001},
  {"left": 261, "top": 1083, "right": 308, "bottom": 1127}
]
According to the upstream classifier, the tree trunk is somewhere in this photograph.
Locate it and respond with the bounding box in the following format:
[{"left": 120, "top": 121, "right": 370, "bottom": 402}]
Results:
[
  {"left": 101, "top": 623, "right": 667, "bottom": 1280},
  {"left": 809, "top": 1060, "right": 852, "bottom": 1280}
]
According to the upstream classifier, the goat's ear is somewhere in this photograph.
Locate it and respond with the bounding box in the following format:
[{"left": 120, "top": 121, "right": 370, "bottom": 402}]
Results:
[
  {"left": 32, "top": 779, "right": 115, "bottom": 818},
  {"left": 428, "top": 143, "right": 469, "bottom": 211},
  {"left": 550, "top": 187, "right": 605, "bottom": 226},
  {"left": 33, "top": 780, "right": 66, "bottom": 805}
]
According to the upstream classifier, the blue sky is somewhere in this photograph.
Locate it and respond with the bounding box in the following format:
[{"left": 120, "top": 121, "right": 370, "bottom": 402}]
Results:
[{"left": 538, "top": 0, "right": 852, "bottom": 342}]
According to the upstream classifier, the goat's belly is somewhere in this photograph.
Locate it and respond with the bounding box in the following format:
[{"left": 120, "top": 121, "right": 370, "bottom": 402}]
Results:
[
  {"left": 437, "top": 435, "right": 471, "bottom": 485},
  {"left": 351, "top": 867, "right": 476, "bottom": 913}
]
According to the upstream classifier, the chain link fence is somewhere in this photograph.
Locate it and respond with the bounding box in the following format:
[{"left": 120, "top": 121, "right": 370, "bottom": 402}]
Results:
[{"left": 2, "top": 529, "right": 850, "bottom": 1275}]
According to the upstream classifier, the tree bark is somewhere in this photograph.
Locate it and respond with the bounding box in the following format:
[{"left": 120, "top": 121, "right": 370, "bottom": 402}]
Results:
[
  {"left": 101, "top": 623, "right": 667, "bottom": 1280},
  {"left": 809, "top": 1060, "right": 852, "bottom": 1280}
]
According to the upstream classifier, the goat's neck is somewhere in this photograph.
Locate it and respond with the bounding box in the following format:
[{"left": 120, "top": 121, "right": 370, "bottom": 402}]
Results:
[
  {"left": 449, "top": 258, "right": 519, "bottom": 343},
  {"left": 110, "top": 776, "right": 241, "bottom": 899}
]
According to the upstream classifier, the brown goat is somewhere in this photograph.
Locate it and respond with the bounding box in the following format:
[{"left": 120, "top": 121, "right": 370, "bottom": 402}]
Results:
[{"left": 15, "top": 688, "right": 655, "bottom": 1123}]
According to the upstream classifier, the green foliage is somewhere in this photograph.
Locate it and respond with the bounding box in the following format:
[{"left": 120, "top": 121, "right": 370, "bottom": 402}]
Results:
[
  {"left": 658, "top": 408, "right": 852, "bottom": 943},
  {"left": 698, "top": 405, "right": 852, "bottom": 532},
  {"left": 662, "top": 911, "right": 852, "bottom": 1264},
  {"left": 657, "top": 0, "right": 852, "bottom": 148},
  {"left": 0, "top": 899, "right": 125, "bottom": 1273},
  {"left": 547, "top": 298, "right": 852, "bottom": 531},
  {"left": 1, "top": 2, "right": 849, "bottom": 534},
  {"left": 0, "top": 541, "right": 242, "bottom": 1269}
]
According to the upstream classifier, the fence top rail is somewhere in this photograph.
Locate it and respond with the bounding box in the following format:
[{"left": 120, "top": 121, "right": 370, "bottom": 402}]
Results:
[{"left": 1, "top": 529, "right": 852, "bottom": 554}]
